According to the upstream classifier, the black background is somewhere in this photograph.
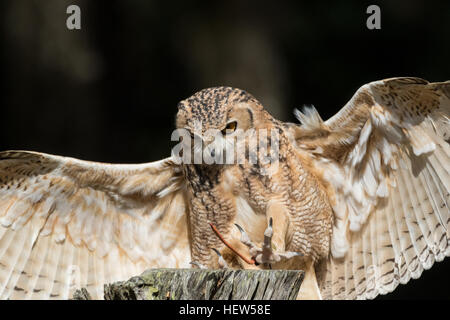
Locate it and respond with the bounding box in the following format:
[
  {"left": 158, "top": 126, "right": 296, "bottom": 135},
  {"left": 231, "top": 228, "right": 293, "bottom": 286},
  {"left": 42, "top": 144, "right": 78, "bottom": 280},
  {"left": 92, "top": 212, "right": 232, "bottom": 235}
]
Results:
[{"left": 0, "top": 0, "right": 449, "bottom": 299}]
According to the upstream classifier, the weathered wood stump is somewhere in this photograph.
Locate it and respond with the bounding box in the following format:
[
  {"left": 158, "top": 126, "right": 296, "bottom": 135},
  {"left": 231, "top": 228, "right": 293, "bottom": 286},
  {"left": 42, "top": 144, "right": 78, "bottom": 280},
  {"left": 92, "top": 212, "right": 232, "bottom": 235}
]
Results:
[{"left": 74, "top": 268, "right": 304, "bottom": 300}]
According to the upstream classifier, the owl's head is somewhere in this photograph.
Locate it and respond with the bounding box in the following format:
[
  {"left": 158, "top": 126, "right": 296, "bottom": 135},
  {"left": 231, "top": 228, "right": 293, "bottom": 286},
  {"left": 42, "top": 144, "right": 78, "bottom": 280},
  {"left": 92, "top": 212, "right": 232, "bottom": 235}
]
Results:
[
  {"left": 174, "top": 87, "right": 270, "bottom": 165},
  {"left": 176, "top": 86, "right": 265, "bottom": 135}
]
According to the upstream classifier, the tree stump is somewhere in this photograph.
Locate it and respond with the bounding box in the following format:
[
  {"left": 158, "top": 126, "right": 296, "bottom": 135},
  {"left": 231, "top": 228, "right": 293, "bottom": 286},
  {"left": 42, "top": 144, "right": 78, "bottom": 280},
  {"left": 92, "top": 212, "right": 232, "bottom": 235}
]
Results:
[{"left": 73, "top": 268, "right": 304, "bottom": 300}]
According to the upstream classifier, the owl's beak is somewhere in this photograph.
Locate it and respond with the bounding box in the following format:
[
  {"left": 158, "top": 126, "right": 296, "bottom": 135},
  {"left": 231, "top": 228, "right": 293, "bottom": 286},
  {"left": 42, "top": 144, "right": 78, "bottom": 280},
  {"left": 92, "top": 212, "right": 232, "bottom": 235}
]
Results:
[{"left": 187, "top": 130, "right": 217, "bottom": 145}]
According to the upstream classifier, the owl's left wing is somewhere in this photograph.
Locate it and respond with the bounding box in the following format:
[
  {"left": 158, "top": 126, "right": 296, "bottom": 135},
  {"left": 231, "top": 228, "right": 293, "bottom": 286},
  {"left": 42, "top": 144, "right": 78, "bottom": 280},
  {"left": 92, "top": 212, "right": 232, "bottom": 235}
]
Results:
[
  {"left": 0, "top": 151, "right": 190, "bottom": 299},
  {"left": 290, "top": 77, "right": 449, "bottom": 299}
]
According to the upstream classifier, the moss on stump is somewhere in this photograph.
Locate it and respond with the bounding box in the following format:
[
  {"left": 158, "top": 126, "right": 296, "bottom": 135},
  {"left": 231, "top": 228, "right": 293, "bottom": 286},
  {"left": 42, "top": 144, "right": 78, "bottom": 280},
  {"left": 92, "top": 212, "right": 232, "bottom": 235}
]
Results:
[{"left": 73, "top": 268, "right": 304, "bottom": 300}]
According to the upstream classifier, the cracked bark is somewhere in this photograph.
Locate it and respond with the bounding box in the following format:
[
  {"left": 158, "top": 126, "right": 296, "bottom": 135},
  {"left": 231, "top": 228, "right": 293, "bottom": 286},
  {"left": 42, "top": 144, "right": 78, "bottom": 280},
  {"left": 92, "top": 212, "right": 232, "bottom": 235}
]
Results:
[{"left": 73, "top": 268, "right": 304, "bottom": 300}]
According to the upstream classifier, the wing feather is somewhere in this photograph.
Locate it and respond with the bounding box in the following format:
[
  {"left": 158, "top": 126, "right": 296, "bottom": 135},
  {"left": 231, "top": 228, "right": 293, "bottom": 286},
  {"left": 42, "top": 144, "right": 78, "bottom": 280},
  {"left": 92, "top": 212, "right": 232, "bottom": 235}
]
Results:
[
  {"left": 292, "top": 77, "right": 449, "bottom": 299},
  {"left": 0, "top": 151, "right": 190, "bottom": 299}
]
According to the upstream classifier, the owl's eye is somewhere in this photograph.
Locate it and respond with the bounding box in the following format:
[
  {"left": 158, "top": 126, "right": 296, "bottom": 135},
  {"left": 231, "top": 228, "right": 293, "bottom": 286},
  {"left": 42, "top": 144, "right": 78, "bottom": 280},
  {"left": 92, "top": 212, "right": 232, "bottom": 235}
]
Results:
[{"left": 222, "top": 121, "right": 237, "bottom": 135}]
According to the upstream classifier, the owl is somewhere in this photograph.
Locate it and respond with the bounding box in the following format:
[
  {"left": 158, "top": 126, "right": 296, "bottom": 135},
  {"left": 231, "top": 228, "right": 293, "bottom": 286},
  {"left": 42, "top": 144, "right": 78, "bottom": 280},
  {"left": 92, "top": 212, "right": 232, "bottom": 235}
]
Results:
[{"left": 0, "top": 77, "right": 448, "bottom": 300}]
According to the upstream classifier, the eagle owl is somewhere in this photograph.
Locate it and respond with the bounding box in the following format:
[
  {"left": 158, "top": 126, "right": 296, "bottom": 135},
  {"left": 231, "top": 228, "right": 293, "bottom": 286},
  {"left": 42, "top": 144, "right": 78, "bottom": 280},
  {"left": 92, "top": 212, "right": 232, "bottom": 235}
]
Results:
[{"left": 0, "top": 77, "right": 448, "bottom": 299}]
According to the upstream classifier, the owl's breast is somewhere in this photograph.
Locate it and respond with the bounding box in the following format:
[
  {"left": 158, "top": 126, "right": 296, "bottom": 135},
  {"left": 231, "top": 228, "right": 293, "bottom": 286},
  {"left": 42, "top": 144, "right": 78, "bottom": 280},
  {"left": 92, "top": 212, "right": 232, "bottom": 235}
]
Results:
[{"left": 231, "top": 138, "right": 334, "bottom": 260}]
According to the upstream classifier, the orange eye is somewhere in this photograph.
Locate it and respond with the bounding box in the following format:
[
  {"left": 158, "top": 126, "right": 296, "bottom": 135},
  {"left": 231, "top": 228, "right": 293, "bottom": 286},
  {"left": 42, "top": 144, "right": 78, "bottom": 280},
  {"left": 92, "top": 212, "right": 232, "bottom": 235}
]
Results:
[{"left": 222, "top": 121, "right": 237, "bottom": 134}]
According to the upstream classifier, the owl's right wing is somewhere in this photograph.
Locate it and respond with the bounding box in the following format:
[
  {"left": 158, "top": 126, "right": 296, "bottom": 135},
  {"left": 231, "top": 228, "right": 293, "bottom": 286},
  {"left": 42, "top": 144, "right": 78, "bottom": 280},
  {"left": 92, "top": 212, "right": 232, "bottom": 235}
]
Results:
[
  {"left": 0, "top": 151, "right": 190, "bottom": 299},
  {"left": 290, "top": 77, "right": 449, "bottom": 299}
]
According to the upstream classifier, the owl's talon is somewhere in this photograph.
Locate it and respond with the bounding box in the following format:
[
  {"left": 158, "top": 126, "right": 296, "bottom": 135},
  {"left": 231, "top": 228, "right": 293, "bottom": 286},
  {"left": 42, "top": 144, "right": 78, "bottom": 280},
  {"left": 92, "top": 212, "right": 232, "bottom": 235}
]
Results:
[
  {"left": 263, "top": 217, "right": 273, "bottom": 248},
  {"left": 190, "top": 261, "right": 207, "bottom": 269},
  {"left": 235, "top": 217, "right": 302, "bottom": 266},
  {"left": 212, "top": 248, "right": 229, "bottom": 269},
  {"left": 234, "top": 223, "right": 258, "bottom": 250},
  {"left": 209, "top": 222, "right": 256, "bottom": 264}
]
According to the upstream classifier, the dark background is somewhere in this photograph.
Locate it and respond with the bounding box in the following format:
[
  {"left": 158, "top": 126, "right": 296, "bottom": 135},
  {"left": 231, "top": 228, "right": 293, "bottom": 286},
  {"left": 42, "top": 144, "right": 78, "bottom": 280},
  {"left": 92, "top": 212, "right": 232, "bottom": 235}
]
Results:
[{"left": 0, "top": 0, "right": 448, "bottom": 299}]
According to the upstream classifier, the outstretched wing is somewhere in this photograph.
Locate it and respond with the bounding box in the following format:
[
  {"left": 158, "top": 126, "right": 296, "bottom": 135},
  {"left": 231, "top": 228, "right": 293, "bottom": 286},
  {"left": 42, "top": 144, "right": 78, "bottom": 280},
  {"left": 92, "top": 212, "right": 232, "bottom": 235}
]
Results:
[
  {"left": 0, "top": 151, "right": 190, "bottom": 299},
  {"left": 291, "top": 77, "right": 449, "bottom": 299}
]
